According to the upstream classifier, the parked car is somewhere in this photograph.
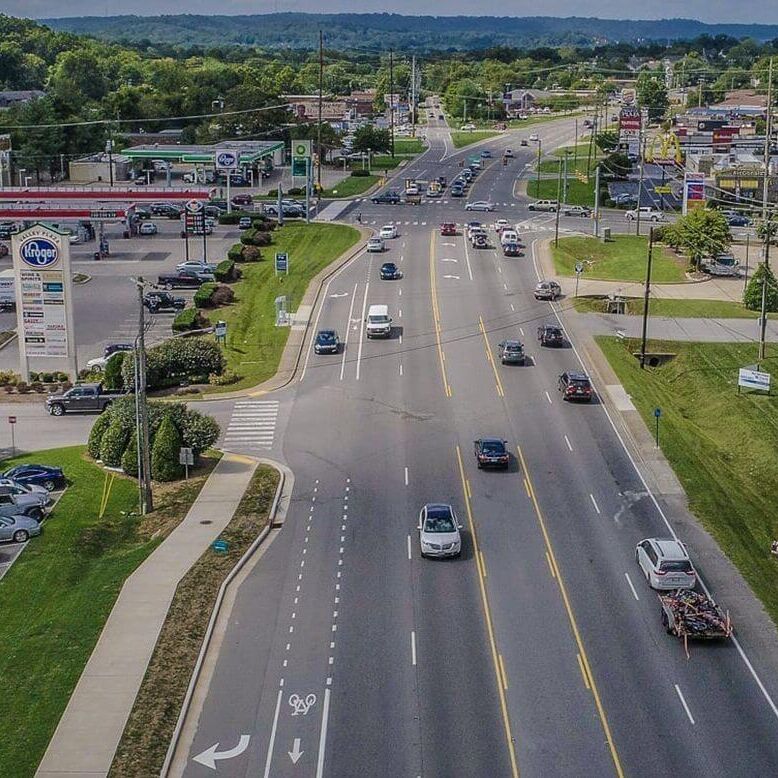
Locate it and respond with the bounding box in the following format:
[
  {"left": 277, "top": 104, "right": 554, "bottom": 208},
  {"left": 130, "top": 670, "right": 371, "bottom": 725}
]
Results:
[
  {"left": 528, "top": 200, "right": 559, "bottom": 212},
  {"left": 562, "top": 205, "right": 591, "bottom": 217},
  {"left": 366, "top": 238, "right": 385, "bottom": 253},
  {"left": 418, "top": 503, "right": 462, "bottom": 558},
  {"left": 231, "top": 194, "right": 253, "bottom": 207},
  {"left": 460, "top": 123, "right": 477, "bottom": 131},
  {"left": 474, "top": 438, "right": 510, "bottom": 469},
  {"left": 139, "top": 222, "right": 158, "bottom": 236},
  {"left": 636, "top": 538, "right": 697, "bottom": 590},
  {"left": 612, "top": 192, "right": 638, "bottom": 206},
  {"left": 149, "top": 203, "right": 182, "bottom": 219},
  {"left": 0, "top": 222, "right": 19, "bottom": 240},
  {"left": 558, "top": 371, "right": 594, "bottom": 402},
  {"left": 440, "top": 222, "right": 457, "bottom": 236},
  {"left": 46, "top": 382, "right": 126, "bottom": 416},
  {"left": 0, "top": 486, "right": 48, "bottom": 521},
  {"left": 157, "top": 270, "right": 211, "bottom": 289},
  {"left": 0, "top": 478, "right": 51, "bottom": 502},
  {"left": 143, "top": 291, "right": 186, "bottom": 312},
  {"left": 176, "top": 260, "right": 218, "bottom": 274},
  {"left": 238, "top": 216, "right": 253, "bottom": 230},
  {"left": 537, "top": 323, "right": 565, "bottom": 347},
  {"left": 2, "top": 464, "right": 65, "bottom": 492},
  {"left": 379, "top": 225, "right": 398, "bottom": 240},
  {"left": 534, "top": 280, "right": 562, "bottom": 300},
  {"left": 497, "top": 340, "right": 525, "bottom": 365},
  {"left": 466, "top": 201, "right": 495, "bottom": 212},
  {"left": 85, "top": 353, "right": 124, "bottom": 373},
  {"left": 0, "top": 514, "right": 42, "bottom": 544},
  {"left": 625, "top": 206, "right": 665, "bottom": 222},
  {"left": 0, "top": 243, "right": 8, "bottom": 258},
  {"left": 314, "top": 330, "right": 340, "bottom": 354},
  {"left": 380, "top": 262, "right": 402, "bottom": 280},
  {"left": 104, "top": 343, "right": 133, "bottom": 359},
  {"left": 371, "top": 191, "right": 401, "bottom": 205}
]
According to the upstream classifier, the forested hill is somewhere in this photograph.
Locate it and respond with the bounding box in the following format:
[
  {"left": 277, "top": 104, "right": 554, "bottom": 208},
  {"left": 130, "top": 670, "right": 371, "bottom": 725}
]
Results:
[{"left": 40, "top": 13, "right": 778, "bottom": 51}]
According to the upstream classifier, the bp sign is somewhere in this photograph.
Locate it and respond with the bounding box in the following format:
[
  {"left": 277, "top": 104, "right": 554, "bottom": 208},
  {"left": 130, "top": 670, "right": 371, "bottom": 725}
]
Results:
[
  {"left": 215, "top": 150, "right": 239, "bottom": 171},
  {"left": 293, "top": 141, "right": 311, "bottom": 158},
  {"left": 19, "top": 237, "right": 60, "bottom": 269}
]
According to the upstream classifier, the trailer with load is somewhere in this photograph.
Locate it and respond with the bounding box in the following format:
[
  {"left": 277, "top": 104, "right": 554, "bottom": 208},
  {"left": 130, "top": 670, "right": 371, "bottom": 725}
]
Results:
[{"left": 659, "top": 589, "right": 732, "bottom": 656}]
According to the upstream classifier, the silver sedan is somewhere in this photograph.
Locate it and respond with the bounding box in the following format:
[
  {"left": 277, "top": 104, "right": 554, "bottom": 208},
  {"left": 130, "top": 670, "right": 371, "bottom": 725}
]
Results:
[{"left": 0, "top": 514, "right": 41, "bottom": 544}]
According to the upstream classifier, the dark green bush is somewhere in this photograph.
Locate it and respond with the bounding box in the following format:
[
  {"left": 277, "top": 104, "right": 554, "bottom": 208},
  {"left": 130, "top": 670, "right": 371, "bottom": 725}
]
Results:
[
  {"left": 193, "top": 282, "right": 217, "bottom": 308},
  {"left": 121, "top": 337, "right": 225, "bottom": 389},
  {"left": 227, "top": 244, "right": 243, "bottom": 262},
  {"left": 99, "top": 417, "right": 129, "bottom": 467},
  {"left": 121, "top": 431, "right": 139, "bottom": 476},
  {"left": 218, "top": 210, "right": 252, "bottom": 225},
  {"left": 151, "top": 415, "right": 185, "bottom": 482},
  {"left": 88, "top": 412, "right": 111, "bottom": 459},
  {"left": 287, "top": 186, "right": 304, "bottom": 195},
  {"left": 215, "top": 259, "right": 238, "bottom": 282},
  {"left": 172, "top": 307, "right": 210, "bottom": 332},
  {"left": 351, "top": 169, "right": 370, "bottom": 177},
  {"left": 103, "top": 352, "right": 126, "bottom": 391}
]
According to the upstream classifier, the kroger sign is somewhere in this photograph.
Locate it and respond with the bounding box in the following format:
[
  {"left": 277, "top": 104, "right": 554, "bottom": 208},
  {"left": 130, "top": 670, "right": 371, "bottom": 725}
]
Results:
[{"left": 19, "top": 237, "right": 60, "bottom": 269}]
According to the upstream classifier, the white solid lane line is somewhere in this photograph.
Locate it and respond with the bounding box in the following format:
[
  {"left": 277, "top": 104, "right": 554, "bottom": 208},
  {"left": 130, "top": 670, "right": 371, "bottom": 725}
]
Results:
[
  {"left": 339, "top": 282, "right": 359, "bottom": 382},
  {"left": 675, "top": 684, "right": 695, "bottom": 725},
  {"left": 355, "top": 282, "right": 370, "bottom": 382},
  {"left": 404, "top": 466, "right": 409, "bottom": 486},
  {"left": 589, "top": 494, "right": 601, "bottom": 514},
  {"left": 624, "top": 572, "right": 640, "bottom": 601},
  {"left": 407, "top": 534, "right": 412, "bottom": 559},
  {"left": 462, "top": 235, "right": 474, "bottom": 281},
  {"left": 564, "top": 434, "right": 573, "bottom": 452},
  {"left": 315, "top": 687, "right": 332, "bottom": 778},
  {"left": 262, "top": 687, "right": 284, "bottom": 778},
  {"left": 411, "top": 630, "right": 417, "bottom": 666},
  {"left": 545, "top": 390, "right": 553, "bottom": 405}
]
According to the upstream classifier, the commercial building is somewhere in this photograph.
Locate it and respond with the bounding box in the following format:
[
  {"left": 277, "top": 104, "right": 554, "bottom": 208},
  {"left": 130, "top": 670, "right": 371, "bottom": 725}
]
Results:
[
  {"left": 0, "top": 90, "right": 45, "bottom": 109},
  {"left": 68, "top": 153, "right": 131, "bottom": 185}
]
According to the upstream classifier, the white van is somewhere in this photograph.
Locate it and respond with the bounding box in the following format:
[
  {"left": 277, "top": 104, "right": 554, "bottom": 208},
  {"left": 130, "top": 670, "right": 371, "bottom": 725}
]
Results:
[
  {"left": 500, "top": 229, "right": 519, "bottom": 246},
  {"left": 366, "top": 304, "right": 392, "bottom": 339}
]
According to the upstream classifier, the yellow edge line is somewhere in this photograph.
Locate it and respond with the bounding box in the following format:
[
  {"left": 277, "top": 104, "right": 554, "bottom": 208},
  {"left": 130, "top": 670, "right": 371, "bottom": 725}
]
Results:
[
  {"left": 577, "top": 653, "right": 591, "bottom": 690},
  {"left": 545, "top": 551, "right": 556, "bottom": 580},
  {"left": 429, "top": 230, "right": 452, "bottom": 398},
  {"left": 478, "top": 315, "right": 505, "bottom": 398},
  {"left": 517, "top": 444, "right": 624, "bottom": 778},
  {"left": 499, "top": 653, "right": 510, "bottom": 691},
  {"left": 456, "top": 445, "right": 520, "bottom": 778}
]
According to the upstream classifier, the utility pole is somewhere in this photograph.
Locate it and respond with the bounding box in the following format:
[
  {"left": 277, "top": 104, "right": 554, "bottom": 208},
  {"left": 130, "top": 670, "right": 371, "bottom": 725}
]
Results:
[
  {"left": 563, "top": 150, "right": 569, "bottom": 204},
  {"left": 636, "top": 132, "right": 647, "bottom": 237},
  {"left": 317, "top": 30, "right": 324, "bottom": 189},
  {"left": 535, "top": 138, "right": 542, "bottom": 200},
  {"left": 594, "top": 163, "right": 601, "bottom": 237},
  {"left": 759, "top": 213, "right": 771, "bottom": 363},
  {"left": 410, "top": 55, "right": 416, "bottom": 138},
  {"left": 762, "top": 57, "right": 773, "bottom": 221},
  {"left": 389, "top": 50, "right": 395, "bottom": 158},
  {"left": 554, "top": 157, "right": 563, "bottom": 247},
  {"left": 639, "top": 227, "right": 655, "bottom": 369},
  {"left": 107, "top": 125, "right": 114, "bottom": 187},
  {"left": 574, "top": 117, "right": 579, "bottom": 171},
  {"left": 135, "top": 278, "right": 153, "bottom": 514}
]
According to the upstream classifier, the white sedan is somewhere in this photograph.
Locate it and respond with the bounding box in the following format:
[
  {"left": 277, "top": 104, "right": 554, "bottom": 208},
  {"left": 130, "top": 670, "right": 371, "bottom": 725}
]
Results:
[
  {"left": 366, "top": 238, "right": 385, "bottom": 253},
  {"left": 379, "top": 225, "right": 398, "bottom": 240},
  {"left": 465, "top": 201, "right": 495, "bottom": 212},
  {"left": 493, "top": 219, "right": 511, "bottom": 232},
  {"left": 139, "top": 222, "right": 158, "bottom": 235}
]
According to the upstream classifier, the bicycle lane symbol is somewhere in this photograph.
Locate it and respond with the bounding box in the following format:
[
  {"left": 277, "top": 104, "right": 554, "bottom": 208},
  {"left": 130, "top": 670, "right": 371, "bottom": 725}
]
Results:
[{"left": 289, "top": 693, "right": 317, "bottom": 716}]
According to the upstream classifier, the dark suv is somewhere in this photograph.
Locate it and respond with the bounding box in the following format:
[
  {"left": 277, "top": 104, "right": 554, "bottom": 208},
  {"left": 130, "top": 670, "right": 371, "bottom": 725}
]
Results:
[
  {"left": 497, "top": 340, "right": 525, "bottom": 365},
  {"left": 558, "top": 372, "right": 593, "bottom": 402},
  {"left": 537, "top": 323, "right": 565, "bottom": 347},
  {"left": 143, "top": 291, "right": 186, "bottom": 312},
  {"left": 474, "top": 438, "right": 510, "bottom": 469},
  {"left": 371, "top": 191, "right": 401, "bottom": 204}
]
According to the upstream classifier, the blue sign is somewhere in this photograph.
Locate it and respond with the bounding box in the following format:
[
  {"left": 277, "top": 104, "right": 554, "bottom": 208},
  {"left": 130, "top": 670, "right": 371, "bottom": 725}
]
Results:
[
  {"left": 215, "top": 151, "right": 239, "bottom": 171},
  {"left": 275, "top": 252, "right": 288, "bottom": 274},
  {"left": 19, "top": 237, "right": 59, "bottom": 268},
  {"left": 654, "top": 407, "right": 662, "bottom": 418}
]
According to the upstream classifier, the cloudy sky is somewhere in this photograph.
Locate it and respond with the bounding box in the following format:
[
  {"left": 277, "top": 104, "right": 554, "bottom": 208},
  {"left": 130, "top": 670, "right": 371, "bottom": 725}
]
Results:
[{"left": 2, "top": 0, "right": 778, "bottom": 23}]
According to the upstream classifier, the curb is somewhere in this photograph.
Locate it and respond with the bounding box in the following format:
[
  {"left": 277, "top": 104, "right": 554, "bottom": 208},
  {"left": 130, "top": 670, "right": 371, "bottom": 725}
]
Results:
[{"left": 160, "top": 460, "right": 287, "bottom": 776}]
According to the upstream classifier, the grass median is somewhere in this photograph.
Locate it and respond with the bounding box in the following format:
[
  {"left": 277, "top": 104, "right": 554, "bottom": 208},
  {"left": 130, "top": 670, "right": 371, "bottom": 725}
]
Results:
[
  {"left": 320, "top": 174, "right": 379, "bottom": 198},
  {"left": 451, "top": 130, "right": 499, "bottom": 148},
  {"left": 552, "top": 235, "right": 687, "bottom": 283},
  {"left": 573, "top": 296, "right": 766, "bottom": 319},
  {"left": 110, "top": 464, "right": 280, "bottom": 777},
  {"left": 527, "top": 176, "right": 595, "bottom": 206},
  {"left": 216, "top": 222, "right": 360, "bottom": 392},
  {"left": 597, "top": 337, "right": 778, "bottom": 626},
  {"left": 0, "top": 446, "right": 219, "bottom": 778}
]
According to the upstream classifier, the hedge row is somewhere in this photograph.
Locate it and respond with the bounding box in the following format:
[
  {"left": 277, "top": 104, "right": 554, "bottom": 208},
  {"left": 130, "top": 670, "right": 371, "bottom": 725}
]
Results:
[{"left": 194, "top": 283, "right": 234, "bottom": 309}]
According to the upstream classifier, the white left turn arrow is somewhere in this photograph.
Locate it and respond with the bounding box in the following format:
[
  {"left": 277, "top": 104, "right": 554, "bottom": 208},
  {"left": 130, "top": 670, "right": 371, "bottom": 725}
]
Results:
[
  {"left": 192, "top": 735, "right": 250, "bottom": 770},
  {"left": 288, "top": 737, "right": 304, "bottom": 764}
]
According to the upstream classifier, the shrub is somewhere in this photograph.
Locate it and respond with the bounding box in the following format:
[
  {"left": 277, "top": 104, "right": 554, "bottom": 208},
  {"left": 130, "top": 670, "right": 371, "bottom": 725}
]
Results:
[
  {"left": 151, "top": 414, "right": 184, "bottom": 482},
  {"left": 227, "top": 244, "right": 243, "bottom": 262},
  {"left": 172, "top": 307, "right": 209, "bottom": 332},
  {"left": 30, "top": 382, "right": 45, "bottom": 393},
  {"left": 54, "top": 371, "right": 68, "bottom": 382},
  {"left": 215, "top": 259, "right": 238, "bottom": 282},
  {"left": 208, "top": 369, "right": 239, "bottom": 385},
  {"left": 194, "top": 282, "right": 218, "bottom": 308},
  {"left": 744, "top": 262, "right": 778, "bottom": 312},
  {"left": 122, "top": 337, "right": 225, "bottom": 390},
  {"left": 103, "top": 351, "right": 126, "bottom": 391},
  {"left": 266, "top": 188, "right": 278, "bottom": 196},
  {"left": 239, "top": 244, "right": 262, "bottom": 262},
  {"left": 212, "top": 284, "right": 235, "bottom": 306},
  {"left": 40, "top": 372, "right": 54, "bottom": 383},
  {"left": 16, "top": 381, "right": 30, "bottom": 393},
  {"left": 99, "top": 417, "right": 129, "bottom": 467},
  {"left": 351, "top": 169, "right": 370, "bottom": 177},
  {"left": 253, "top": 231, "right": 272, "bottom": 247},
  {"left": 88, "top": 412, "right": 112, "bottom": 459},
  {"left": 218, "top": 210, "right": 252, "bottom": 225},
  {"left": 287, "top": 186, "right": 304, "bottom": 195},
  {"left": 121, "top": 431, "right": 139, "bottom": 476}
]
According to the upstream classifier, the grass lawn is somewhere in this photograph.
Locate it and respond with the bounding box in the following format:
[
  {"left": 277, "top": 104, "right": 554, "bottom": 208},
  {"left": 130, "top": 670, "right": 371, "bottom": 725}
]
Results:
[
  {"left": 573, "top": 296, "right": 765, "bottom": 319},
  {"left": 539, "top": 144, "right": 603, "bottom": 174},
  {"left": 0, "top": 445, "right": 219, "bottom": 777},
  {"left": 320, "top": 175, "right": 379, "bottom": 198},
  {"left": 451, "top": 130, "right": 499, "bottom": 149},
  {"left": 527, "top": 176, "right": 595, "bottom": 206},
  {"left": 598, "top": 337, "right": 778, "bottom": 626},
  {"left": 552, "top": 235, "right": 687, "bottom": 283},
  {"left": 215, "top": 222, "right": 360, "bottom": 392},
  {"left": 394, "top": 138, "right": 425, "bottom": 154}
]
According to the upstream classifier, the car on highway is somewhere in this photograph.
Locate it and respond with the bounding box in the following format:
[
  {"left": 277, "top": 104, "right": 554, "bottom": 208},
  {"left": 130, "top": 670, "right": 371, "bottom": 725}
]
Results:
[
  {"left": 493, "top": 219, "right": 511, "bottom": 233},
  {"left": 562, "top": 205, "right": 591, "bottom": 217},
  {"left": 371, "top": 191, "right": 401, "bottom": 204},
  {"left": 474, "top": 438, "right": 510, "bottom": 469},
  {"left": 46, "top": 382, "right": 126, "bottom": 416},
  {"left": 481, "top": 149, "right": 492, "bottom": 158},
  {"left": 0, "top": 514, "right": 42, "bottom": 544},
  {"left": 418, "top": 503, "right": 462, "bottom": 558},
  {"left": 366, "top": 237, "right": 385, "bottom": 253},
  {"left": 440, "top": 222, "right": 457, "bottom": 236},
  {"left": 473, "top": 233, "right": 488, "bottom": 248},
  {"left": 404, "top": 184, "right": 420, "bottom": 196},
  {"left": 365, "top": 304, "right": 392, "bottom": 338},
  {"left": 504, "top": 148, "right": 514, "bottom": 158},
  {"left": 2, "top": 464, "right": 65, "bottom": 492},
  {"left": 466, "top": 201, "right": 495, "bottom": 212},
  {"left": 558, "top": 371, "right": 594, "bottom": 402},
  {"left": 460, "top": 123, "right": 477, "bottom": 131},
  {"left": 450, "top": 185, "right": 465, "bottom": 197},
  {"left": 528, "top": 200, "right": 559, "bottom": 212},
  {"left": 520, "top": 139, "right": 528, "bottom": 146},
  {"left": 238, "top": 216, "right": 253, "bottom": 230},
  {"left": 497, "top": 340, "right": 526, "bottom": 365},
  {"left": 314, "top": 330, "right": 340, "bottom": 355},
  {"left": 724, "top": 212, "right": 751, "bottom": 227},
  {"left": 500, "top": 229, "right": 519, "bottom": 246},
  {"left": 380, "top": 262, "right": 401, "bottom": 280},
  {"left": 138, "top": 222, "right": 158, "bottom": 236},
  {"left": 529, "top": 133, "right": 539, "bottom": 142},
  {"left": 625, "top": 206, "right": 665, "bottom": 222},
  {"left": 537, "top": 323, "right": 565, "bottom": 347},
  {"left": 503, "top": 242, "right": 522, "bottom": 257},
  {"left": 158, "top": 269, "right": 214, "bottom": 289},
  {"left": 176, "top": 260, "right": 218, "bottom": 274},
  {"left": 143, "top": 291, "right": 186, "bottom": 312},
  {"left": 379, "top": 225, "right": 398, "bottom": 240},
  {"left": 534, "top": 280, "right": 562, "bottom": 300},
  {"left": 636, "top": 538, "right": 697, "bottom": 590}
]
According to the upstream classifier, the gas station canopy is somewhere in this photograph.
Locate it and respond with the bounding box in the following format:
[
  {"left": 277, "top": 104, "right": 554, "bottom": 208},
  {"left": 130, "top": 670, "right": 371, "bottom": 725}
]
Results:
[{"left": 121, "top": 140, "right": 284, "bottom": 165}]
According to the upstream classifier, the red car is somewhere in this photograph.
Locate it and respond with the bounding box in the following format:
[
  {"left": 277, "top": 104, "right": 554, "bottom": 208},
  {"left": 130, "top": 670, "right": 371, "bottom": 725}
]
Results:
[
  {"left": 440, "top": 222, "right": 457, "bottom": 236},
  {"left": 231, "top": 193, "right": 253, "bottom": 206}
]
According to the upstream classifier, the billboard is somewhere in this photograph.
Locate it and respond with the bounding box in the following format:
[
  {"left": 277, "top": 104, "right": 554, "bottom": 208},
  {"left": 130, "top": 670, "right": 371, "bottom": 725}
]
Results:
[
  {"left": 619, "top": 108, "right": 641, "bottom": 156},
  {"left": 11, "top": 224, "right": 76, "bottom": 379},
  {"left": 682, "top": 172, "right": 706, "bottom": 215},
  {"left": 214, "top": 149, "right": 239, "bottom": 171}
]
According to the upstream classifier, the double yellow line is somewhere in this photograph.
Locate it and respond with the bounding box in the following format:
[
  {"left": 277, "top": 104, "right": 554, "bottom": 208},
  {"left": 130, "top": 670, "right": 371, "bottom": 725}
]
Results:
[
  {"left": 429, "top": 231, "right": 452, "bottom": 397},
  {"left": 478, "top": 315, "right": 505, "bottom": 398},
  {"left": 455, "top": 445, "right": 520, "bottom": 778},
  {"left": 516, "top": 444, "right": 625, "bottom": 778}
]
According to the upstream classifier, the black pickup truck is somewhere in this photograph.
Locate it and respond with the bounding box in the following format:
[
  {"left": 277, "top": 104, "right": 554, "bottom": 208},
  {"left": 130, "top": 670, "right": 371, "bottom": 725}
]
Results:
[
  {"left": 157, "top": 269, "right": 213, "bottom": 290},
  {"left": 46, "top": 383, "right": 127, "bottom": 416}
]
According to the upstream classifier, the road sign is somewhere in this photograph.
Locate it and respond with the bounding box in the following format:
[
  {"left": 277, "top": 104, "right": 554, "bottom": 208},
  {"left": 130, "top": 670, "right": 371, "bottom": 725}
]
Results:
[
  {"left": 654, "top": 407, "right": 662, "bottom": 418},
  {"left": 292, "top": 157, "right": 307, "bottom": 176},
  {"left": 653, "top": 185, "right": 672, "bottom": 195},
  {"left": 8, "top": 416, "right": 16, "bottom": 424},
  {"left": 214, "top": 150, "right": 239, "bottom": 171},
  {"left": 179, "top": 447, "right": 194, "bottom": 466},
  {"left": 575, "top": 261, "right": 584, "bottom": 274},
  {"left": 738, "top": 367, "right": 771, "bottom": 392},
  {"left": 275, "top": 252, "right": 289, "bottom": 275},
  {"left": 214, "top": 320, "right": 227, "bottom": 340}
]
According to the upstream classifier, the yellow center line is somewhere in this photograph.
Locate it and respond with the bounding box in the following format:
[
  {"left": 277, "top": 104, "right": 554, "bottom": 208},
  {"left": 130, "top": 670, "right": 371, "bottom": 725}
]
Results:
[
  {"left": 499, "top": 653, "right": 510, "bottom": 691},
  {"left": 455, "top": 445, "right": 520, "bottom": 778},
  {"left": 429, "top": 230, "right": 452, "bottom": 397},
  {"left": 516, "top": 444, "right": 624, "bottom": 778},
  {"left": 577, "top": 653, "right": 591, "bottom": 690},
  {"left": 478, "top": 315, "right": 505, "bottom": 398}
]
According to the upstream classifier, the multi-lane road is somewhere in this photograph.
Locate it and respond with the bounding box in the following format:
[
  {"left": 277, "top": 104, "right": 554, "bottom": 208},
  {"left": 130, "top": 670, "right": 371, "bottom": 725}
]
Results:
[{"left": 172, "top": 115, "right": 778, "bottom": 777}]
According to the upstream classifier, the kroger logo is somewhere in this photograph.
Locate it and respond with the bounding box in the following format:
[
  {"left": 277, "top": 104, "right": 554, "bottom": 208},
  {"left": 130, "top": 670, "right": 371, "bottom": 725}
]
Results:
[
  {"left": 216, "top": 152, "right": 237, "bottom": 167},
  {"left": 19, "top": 238, "right": 59, "bottom": 268}
]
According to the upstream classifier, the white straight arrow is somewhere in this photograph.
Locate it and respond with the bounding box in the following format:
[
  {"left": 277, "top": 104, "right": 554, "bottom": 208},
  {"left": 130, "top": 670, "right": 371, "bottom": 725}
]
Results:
[
  {"left": 193, "top": 735, "right": 250, "bottom": 769},
  {"left": 289, "top": 737, "right": 304, "bottom": 764},
  {"left": 329, "top": 292, "right": 349, "bottom": 298},
  {"left": 442, "top": 274, "right": 461, "bottom": 280},
  {"left": 441, "top": 258, "right": 459, "bottom": 262}
]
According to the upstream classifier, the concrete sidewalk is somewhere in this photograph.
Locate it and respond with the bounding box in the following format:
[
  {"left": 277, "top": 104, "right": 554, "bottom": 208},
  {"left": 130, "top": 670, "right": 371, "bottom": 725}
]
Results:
[{"left": 36, "top": 452, "right": 259, "bottom": 778}]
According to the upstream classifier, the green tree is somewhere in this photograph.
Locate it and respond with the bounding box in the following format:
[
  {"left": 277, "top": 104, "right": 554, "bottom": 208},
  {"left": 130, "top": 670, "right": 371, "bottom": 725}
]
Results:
[
  {"left": 87, "top": 413, "right": 112, "bottom": 459},
  {"left": 151, "top": 414, "right": 185, "bottom": 482},
  {"left": 637, "top": 72, "right": 669, "bottom": 120},
  {"left": 351, "top": 126, "right": 391, "bottom": 154},
  {"left": 103, "top": 352, "right": 126, "bottom": 391},
  {"left": 744, "top": 263, "right": 778, "bottom": 312},
  {"left": 673, "top": 209, "right": 731, "bottom": 269},
  {"left": 99, "top": 417, "right": 129, "bottom": 467},
  {"left": 121, "top": 431, "right": 139, "bottom": 477}
]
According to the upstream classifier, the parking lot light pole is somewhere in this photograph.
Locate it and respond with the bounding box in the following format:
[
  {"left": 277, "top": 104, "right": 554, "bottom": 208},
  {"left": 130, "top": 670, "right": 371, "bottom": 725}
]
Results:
[
  {"left": 554, "top": 158, "right": 563, "bottom": 247},
  {"left": 18, "top": 168, "right": 26, "bottom": 187},
  {"left": 134, "top": 277, "right": 154, "bottom": 514}
]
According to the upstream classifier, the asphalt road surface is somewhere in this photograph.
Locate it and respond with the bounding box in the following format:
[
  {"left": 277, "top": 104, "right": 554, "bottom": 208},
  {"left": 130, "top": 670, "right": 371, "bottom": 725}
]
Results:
[{"left": 174, "top": 116, "right": 778, "bottom": 777}]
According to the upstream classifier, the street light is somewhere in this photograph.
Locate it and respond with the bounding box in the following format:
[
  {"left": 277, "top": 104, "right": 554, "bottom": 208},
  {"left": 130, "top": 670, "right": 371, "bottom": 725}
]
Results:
[
  {"left": 18, "top": 168, "right": 26, "bottom": 187},
  {"left": 23, "top": 176, "right": 31, "bottom": 187}
]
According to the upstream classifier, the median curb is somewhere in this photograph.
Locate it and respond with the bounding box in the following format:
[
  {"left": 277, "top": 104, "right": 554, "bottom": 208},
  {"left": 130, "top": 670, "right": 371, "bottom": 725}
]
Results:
[{"left": 162, "top": 458, "right": 294, "bottom": 777}]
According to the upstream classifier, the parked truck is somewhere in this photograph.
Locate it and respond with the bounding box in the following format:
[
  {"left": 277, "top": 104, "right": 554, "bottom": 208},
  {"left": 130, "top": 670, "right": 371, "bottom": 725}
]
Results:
[{"left": 46, "top": 383, "right": 127, "bottom": 416}]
